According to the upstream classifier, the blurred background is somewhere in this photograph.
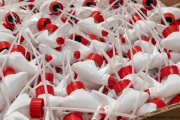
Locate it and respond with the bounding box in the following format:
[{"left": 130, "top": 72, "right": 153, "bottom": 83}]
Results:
[{"left": 161, "top": 0, "right": 180, "bottom": 7}]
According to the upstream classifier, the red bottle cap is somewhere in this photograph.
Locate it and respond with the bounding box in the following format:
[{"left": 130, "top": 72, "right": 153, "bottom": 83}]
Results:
[
  {"left": 35, "top": 85, "right": 54, "bottom": 97},
  {"left": 0, "top": 41, "right": 11, "bottom": 51},
  {"left": 170, "top": 95, "right": 180, "bottom": 105},
  {"left": 20, "top": 36, "right": 25, "bottom": 43},
  {"left": 5, "top": 12, "right": 21, "bottom": 26},
  {"left": 11, "top": 44, "right": 26, "bottom": 56},
  {"left": 82, "top": 0, "right": 96, "bottom": 7},
  {"left": 37, "top": 18, "right": 51, "bottom": 31},
  {"left": 61, "top": 17, "right": 67, "bottom": 23},
  {"left": 151, "top": 38, "right": 156, "bottom": 45},
  {"left": 45, "top": 73, "right": 54, "bottom": 82},
  {"left": 55, "top": 45, "right": 63, "bottom": 51},
  {"left": 142, "top": 0, "right": 157, "bottom": 10},
  {"left": 109, "top": 0, "right": 124, "bottom": 9},
  {"left": 165, "top": 51, "right": 171, "bottom": 59},
  {"left": 49, "top": 1, "right": 63, "bottom": 16},
  {"left": 162, "top": 25, "right": 179, "bottom": 38},
  {"left": 81, "top": 38, "right": 90, "bottom": 45},
  {"left": 74, "top": 72, "right": 78, "bottom": 79},
  {"left": 160, "top": 65, "right": 179, "bottom": 81},
  {"left": 161, "top": 13, "right": 175, "bottom": 25},
  {"left": 2, "top": 67, "right": 16, "bottom": 77},
  {"left": 63, "top": 112, "right": 83, "bottom": 120},
  {"left": 150, "top": 98, "right": 166, "bottom": 109},
  {"left": 140, "top": 8, "right": 147, "bottom": 16},
  {"left": 108, "top": 75, "right": 116, "bottom": 88},
  {"left": 81, "top": 34, "right": 96, "bottom": 45},
  {"left": 113, "top": 79, "right": 133, "bottom": 95},
  {"left": 70, "top": 33, "right": 83, "bottom": 43},
  {"left": 56, "top": 37, "right": 65, "bottom": 45},
  {"left": 120, "top": 36, "right": 126, "bottom": 43},
  {"left": 38, "top": 73, "right": 54, "bottom": 83},
  {"left": 127, "top": 46, "right": 142, "bottom": 60},
  {"left": 89, "top": 11, "right": 104, "bottom": 23},
  {"left": 87, "top": 34, "right": 97, "bottom": 40},
  {"left": 46, "top": 55, "right": 53, "bottom": 62},
  {"left": 44, "top": 23, "right": 58, "bottom": 33},
  {"left": 30, "top": 98, "right": 44, "bottom": 118},
  {"left": 74, "top": 50, "right": 81, "bottom": 59},
  {"left": 118, "top": 66, "right": 135, "bottom": 79},
  {"left": 99, "top": 108, "right": 106, "bottom": 118},
  {"left": 66, "top": 81, "right": 85, "bottom": 95},
  {"left": 102, "top": 86, "right": 109, "bottom": 94},
  {"left": 102, "top": 30, "right": 108, "bottom": 37},
  {"left": 2, "top": 22, "right": 14, "bottom": 31},
  {"left": 130, "top": 14, "right": 142, "bottom": 24},
  {"left": 141, "top": 36, "right": 156, "bottom": 45},
  {"left": 25, "top": 51, "right": 31, "bottom": 60},
  {"left": 104, "top": 49, "right": 118, "bottom": 63},
  {"left": 55, "top": 67, "right": 62, "bottom": 73},
  {"left": 86, "top": 53, "right": 103, "bottom": 67}
]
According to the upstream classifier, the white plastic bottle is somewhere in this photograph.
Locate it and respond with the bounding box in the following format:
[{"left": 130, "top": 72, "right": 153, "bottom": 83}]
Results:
[
  {"left": 59, "top": 81, "right": 100, "bottom": 109},
  {"left": 161, "top": 25, "right": 180, "bottom": 52},
  {"left": 72, "top": 53, "right": 116, "bottom": 87},
  {"left": 0, "top": 67, "right": 28, "bottom": 110},
  {"left": 146, "top": 65, "right": 180, "bottom": 99},
  {"left": 0, "top": 52, "right": 38, "bottom": 76}
]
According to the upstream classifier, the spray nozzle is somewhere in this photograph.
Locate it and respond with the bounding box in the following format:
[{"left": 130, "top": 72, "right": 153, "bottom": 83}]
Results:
[
  {"left": 37, "top": 18, "right": 51, "bottom": 31},
  {"left": 161, "top": 13, "right": 175, "bottom": 25},
  {"left": 5, "top": 12, "right": 21, "bottom": 26},
  {"left": 83, "top": 0, "right": 96, "bottom": 7},
  {"left": 142, "top": 0, "right": 157, "bottom": 10},
  {"left": 109, "top": 0, "right": 124, "bottom": 9},
  {"left": 49, "top": 1, "right": 64, "bottom": 16}
]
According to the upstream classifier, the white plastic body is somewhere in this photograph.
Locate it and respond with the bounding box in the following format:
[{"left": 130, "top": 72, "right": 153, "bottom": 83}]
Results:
[
  {"left": 127, "top": 52, "right": 158, "bottom": 71},
  {"left": 160, "top": 7, "right": 180, "bottom": 20},
  {"left": 0, "top": 32, "right": 15, "bottom": 43},
  {"left": 95, "top": 88, "right": 149, "bottom": 114},
  {"left": 149, "top": 74, "right": 180, "bottom": 99},
  {"left": 123, "top": 20, "right": 156, "bottom": 44},
  {"left": 134, "top": 40, "right": 155, "bottom": 54},
  {"left": 72, "top": 60, "right": 112, "bottom": 86},
  {"left": 0, "top": 52, "right": 38, "bottom": 76},
  {"left": 123, "top": 73, "right": 149, "bottom": 90},
  {"left": 0, "top": 72, "right": 28, "bottom": 110},
  {"left": 136, "top": 103, "right": 157, "bottom": 116},
  {"left": 77, "top": 18, "right": 106, "bottom": 37},
  {"left": 59, "top": 89, "right": 100, "bottom": 109},
  {"left": 38, "top": 44, "right": 76, "bottom": 65},
  {"left": 36, "top": 23, "right": 71, "bottom": 48},
  {"left": 170, "top": 51, "right": 180, "bottom": 64},
  {"left": 161, "top": 32, "right": 180, "bottom": 52},
  {"left": 100, "top": 55, "right": 123, "bottom": 74}
]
